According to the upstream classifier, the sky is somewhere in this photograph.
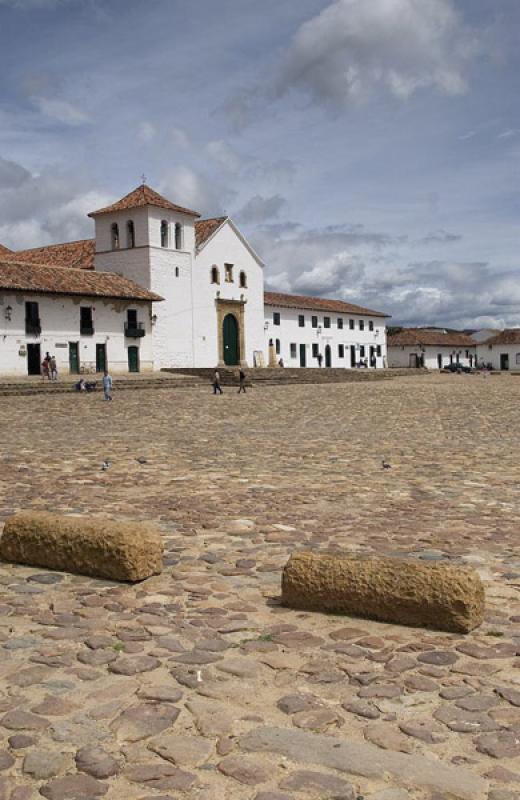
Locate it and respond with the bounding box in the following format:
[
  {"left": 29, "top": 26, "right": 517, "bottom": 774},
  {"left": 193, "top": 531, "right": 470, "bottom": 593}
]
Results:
[{"left": 1, "top": 0, "right": 519, "bottom": 329}]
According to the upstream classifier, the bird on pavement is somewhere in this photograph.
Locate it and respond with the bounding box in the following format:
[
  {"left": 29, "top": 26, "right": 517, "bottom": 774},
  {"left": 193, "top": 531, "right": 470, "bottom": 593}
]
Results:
[
  {"left": 382, "top": 459, "right": 391, "bottom": 469},
  {"left": 101, "top": 460, "right": 111, "bottom": 471}
]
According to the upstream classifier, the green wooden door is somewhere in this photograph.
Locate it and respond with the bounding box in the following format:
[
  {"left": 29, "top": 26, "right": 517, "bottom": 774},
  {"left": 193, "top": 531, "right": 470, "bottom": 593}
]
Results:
[
  {"left": 299, "top": 343, "right": 306, "bottom": 367},
  {"left": 128, "top": 346, "right": 139, "bottom": 373},
  {"left": 325, "top": 344, "right": 332, "bottom": 367},
  {"left": 69, "top": 342, "right": 79, "bottom": 374},
  {"left": 223, "top": 314, "right": 239, "bottom": 366},
  {"left": 96, "top": 343, "right": 107, "bottom": 373}
]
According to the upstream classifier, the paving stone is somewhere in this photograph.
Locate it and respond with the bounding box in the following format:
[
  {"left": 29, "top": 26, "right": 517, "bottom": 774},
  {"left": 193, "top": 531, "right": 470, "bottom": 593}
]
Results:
[
  {"left": 280, "top": 769, "right": 355, "bottom": 796},
  {"left": 75, "top": 745, "right": 120, "bottom": 778},
  {"left": 218, "top": 755, "right": 270, "bottom": 785},
  {"left": 342, "top": 700, "right": 380, "bottom": 720},
  {"left": 240, "top": 726, "right": 488, "bottom": 799},
  {"left": 475, "top": 731, "right": 520, "bottom": 759},
  {"left": 125, "top": 762, "right": 197, "bottom": 791},
  {"left": 0, "top": 710, "right": 48, "bottom": 731},
  {"left": 417, "top": 651, "right": 458, "bottom": 666},
  {"left": 23, "top": 749, "right": 67, "bottom": 779},
  {"left": 39, "top": 774, "right": 109, "bottom": 798},
  {"left": 148, "top": 733, "right": 213, "bottom": 766},
  {"left": 0, "top": 752, "right": 14, "bottom": 771},
  {"left": 8, "top": 735, "right": 35, "bottom": 749},
  {"left": 109, "top": 656, "right": 161, "bottom": 675},
  {"left": 496, "top": 686, "right": 520, "bottom": 707},
  {"left": 111, "top": 703, "right": 180, "bottom": 742}
]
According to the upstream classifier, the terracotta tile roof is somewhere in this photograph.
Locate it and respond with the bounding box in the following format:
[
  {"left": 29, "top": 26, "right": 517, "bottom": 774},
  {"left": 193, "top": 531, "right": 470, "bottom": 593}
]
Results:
[
  {"left": 195, "top": 217, "right": 227, "bottom": 249},
  {"left": 264, "top": 291, "right": 389, "bottom": 318},
  {"left": 481, "top": 328, "right": 520, "bottom": 345},
  {"left": 15, "top": 239, "right": 95, "bottom": 270},
  {"left": 88, "top": 184, "right": 200, "bottom": 218},
  {"left": 388, "top": 329, "right": 476, "bottom": 347},
  {"left": 0, "top": 259, "right": 162, "bottom": 302}
]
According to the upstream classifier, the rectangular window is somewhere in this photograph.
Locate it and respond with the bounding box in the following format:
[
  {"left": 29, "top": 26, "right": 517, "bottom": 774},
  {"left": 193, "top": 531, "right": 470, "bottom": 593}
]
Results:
[
  {"left": 290, "top": 343, "right": 297, "bottom": 359},
  {"left": 312, "top": 343, "right": 319, "bottom": 358},
  {"left": 224, "top": 263, "right": 234, "bottom": 282},
  {"left": 516, "top": 353, "right": 520, "bottom": 366},
  {"left": 359, "top": 345, "right": 365, "bottom": 357},
  {"left": 275, "top": 338, "right": 281, "bottom": 355},
  {"left": 376, "top": 345, "right": 381, "bottom": 357},
  {"left": 349, "top": 319, "right": 354, "bottom": 330},
  {"left": 273, "top": 312, "right": 280, "bottom": 326},
  {"left": 324, "top": 316, "right": 331, "bottom": 329},
  {"left": 80, "top": 306, "right": 94, "bottom": 335},
  {"left": 369, "top": 320, "right": 374, "bottom": 331},
  {"left": 25, "top": 301, "right": 40, "bottom": 335},
  {"left": 298, "top": 314, "right": 305, "bottom": 327},
  {"left": 337, "top": 318, "right": 343, "bottom": 329},
  {"left": 359, "top": 320, "right": 365, "bottom": 331},
  {"left": 338, "top": 344, "right": 344, "bottom": 358},
  {"left": 312, "top": 315, "right": 318, "bottom": 328}
]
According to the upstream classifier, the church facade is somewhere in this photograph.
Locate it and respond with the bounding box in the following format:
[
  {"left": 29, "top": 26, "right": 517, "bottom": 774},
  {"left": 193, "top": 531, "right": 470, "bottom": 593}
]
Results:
[{"left": 0, "top": 184, "right": 389, "bottom": 376}]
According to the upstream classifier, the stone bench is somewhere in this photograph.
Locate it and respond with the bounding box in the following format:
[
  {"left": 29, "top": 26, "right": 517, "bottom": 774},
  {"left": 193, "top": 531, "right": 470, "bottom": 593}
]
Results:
[
  {"left": 282, "top": 551, "right": 484, "bottom": 633},
  {"left": 0, "top": 512, "right": 163, "bottom": 582}
]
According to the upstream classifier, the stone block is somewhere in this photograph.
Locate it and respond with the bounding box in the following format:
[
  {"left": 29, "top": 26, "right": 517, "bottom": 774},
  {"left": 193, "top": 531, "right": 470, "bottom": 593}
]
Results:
[
  {"left": 0, "top": 512, "right": 162, "bottom": 582},
  {"left": 281, "top": 551, "right": 484, "bottom": 633}
]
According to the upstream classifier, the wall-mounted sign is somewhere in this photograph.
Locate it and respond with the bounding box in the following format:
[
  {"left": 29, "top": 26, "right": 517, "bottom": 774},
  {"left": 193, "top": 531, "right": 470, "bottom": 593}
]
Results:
[
  {"left": 55, "top": 343, "right": 67, "bottom": 348},
  {"left": 18, "top": 347, "right": 26, "bottom": 356}
]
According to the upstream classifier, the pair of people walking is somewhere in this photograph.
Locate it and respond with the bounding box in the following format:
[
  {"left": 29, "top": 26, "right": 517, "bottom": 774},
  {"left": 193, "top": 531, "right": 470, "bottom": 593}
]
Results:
[
  {"left": 213, "top": 368, "right": 246, "bottom": 394},
  {"left": 42, "top": 353, "right": 58, "bottom": 381}
]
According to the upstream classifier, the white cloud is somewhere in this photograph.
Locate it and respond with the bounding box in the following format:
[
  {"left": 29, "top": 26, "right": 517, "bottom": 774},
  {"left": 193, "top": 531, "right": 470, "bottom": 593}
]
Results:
[
  {"left": 33, "top": 96, "right": 89, "bottom": 126},
  {"left": 171, "top": 126, "right": 191, "bottom": 150},
  {"left": 275, "top": 0, "right": 477, "bottom": 106},
  {"left": 138, "top": 121, "right": 156, "bottom": 143}
]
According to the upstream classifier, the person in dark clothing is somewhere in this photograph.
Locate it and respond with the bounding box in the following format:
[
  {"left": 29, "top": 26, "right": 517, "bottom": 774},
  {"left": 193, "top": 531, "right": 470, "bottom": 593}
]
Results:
[
  {"left": 238, "top": 368, "right": 246, "bottom": 393},
  {"left": 213, "top": 369, "right": 223, "bottom": 394},
  {"left": 317, "top": 352, "right": 323, "bottom": 368}
]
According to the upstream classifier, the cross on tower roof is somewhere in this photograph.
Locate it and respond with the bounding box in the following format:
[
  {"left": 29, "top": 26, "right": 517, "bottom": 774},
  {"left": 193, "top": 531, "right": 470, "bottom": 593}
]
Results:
[{"left": 140, "top": 173, "right": 146, "bottom": 185}]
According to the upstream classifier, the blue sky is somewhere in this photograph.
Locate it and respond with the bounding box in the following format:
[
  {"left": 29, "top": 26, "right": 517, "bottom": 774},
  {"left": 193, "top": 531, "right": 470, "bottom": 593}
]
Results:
[{"left": 1, "top": 0, "right": 520, "bottom": 328}]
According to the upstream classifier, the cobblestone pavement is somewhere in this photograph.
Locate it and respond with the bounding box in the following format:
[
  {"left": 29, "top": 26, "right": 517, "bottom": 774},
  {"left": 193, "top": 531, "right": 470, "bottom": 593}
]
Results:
[{"left": 0, "top": 373, "right": 518, "bottom": 800}]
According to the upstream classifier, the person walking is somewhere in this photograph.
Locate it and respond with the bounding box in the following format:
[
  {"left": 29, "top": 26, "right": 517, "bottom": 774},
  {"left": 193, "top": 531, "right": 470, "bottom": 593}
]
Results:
[
  {"left": 41, "top": 355, "right": 50, "bottom": 381},
  {"left": 237, "top": 368, "right": 246, "bottom": 394},
  {"left": 102, "top": 369, "right": 113, "bottom": 401},
  {"left": 317, "top": 352, "right": 323, "bottom": 368},
  {"left": 213, "top": 369, "right": 223, "bottom": 395},
  {"left": 49, "top": 355, "right": 58, "bottom": 381}
]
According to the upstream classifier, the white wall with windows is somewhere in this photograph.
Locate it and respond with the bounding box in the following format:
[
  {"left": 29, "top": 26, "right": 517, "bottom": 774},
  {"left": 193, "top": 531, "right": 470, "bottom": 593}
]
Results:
[
  {"left": 264, "top": 305, "right": 387, "bottom": 368},
  {"left": 387, "top": 345, "right": 475, "bottom": 369},
  {"left": 193, "top": 220, "right": 266, "bottom": 367},
  {"left": 0, "top": 292, "right": 154, "bottom": 376},
  {"left": 476, "top": 341, "right": 520, "bottom": 370}
]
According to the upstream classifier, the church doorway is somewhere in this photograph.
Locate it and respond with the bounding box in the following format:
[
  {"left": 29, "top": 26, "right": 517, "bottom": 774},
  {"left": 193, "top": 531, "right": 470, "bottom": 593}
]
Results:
[
  {"left": 27, "top": 343, "right": 41, "bottom": 376},
  {"left": 324, "top": 344, "right": 332, "bottom": 367},
  {"left": 223, "top": 314, "right": 239, "bottom": 365}
]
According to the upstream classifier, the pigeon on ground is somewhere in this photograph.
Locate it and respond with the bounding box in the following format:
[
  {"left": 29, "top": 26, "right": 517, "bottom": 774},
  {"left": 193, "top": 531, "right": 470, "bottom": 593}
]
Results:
[
  {"left": 101, "top": 460, "right": 111, "bottom": 471},
  {"left": 136, "top": 457, "right": 148, "bottom": 464},
  {"left": 382, "top": 459, "right": 391, "bottom": 469}
]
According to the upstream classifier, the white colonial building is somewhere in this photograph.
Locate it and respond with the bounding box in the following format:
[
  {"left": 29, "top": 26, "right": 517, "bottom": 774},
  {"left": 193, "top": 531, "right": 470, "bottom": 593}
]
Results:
[
  {"left": 264, "top": 292, "right": 388, "bottom": 368},
  {"left": 387, "top": 329, "right": 476, "bottom": 369},
  {"left": 0, "top": 183, "right": 389, "bottom": 377},
  {"left": 476, "top": 329, "right": 520, "bottom": 370}
]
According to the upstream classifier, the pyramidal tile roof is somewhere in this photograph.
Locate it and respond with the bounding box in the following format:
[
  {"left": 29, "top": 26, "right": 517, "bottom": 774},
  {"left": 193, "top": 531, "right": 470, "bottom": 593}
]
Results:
[
  {"left": 88, "top": 184, "right": 200, "bottom": 218},
  {"left": 0, "top": 258, "right": 162, "bottom": 302}
]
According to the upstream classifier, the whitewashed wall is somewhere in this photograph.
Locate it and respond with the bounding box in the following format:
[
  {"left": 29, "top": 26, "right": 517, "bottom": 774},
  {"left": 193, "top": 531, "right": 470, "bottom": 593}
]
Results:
[
  {"left": 476, "top": 341, "right": 520, "bottom": 370},
  {"left": 193, "top": 221, "right": 265, "bottom": 367},
  {"left": 0, "top": 292, "right": 153, "bottom": 376},
  {"left": 265, "top": 306, "right": 387, "bottom": 368},
  {"left": 388, "top": 345, "right": 475, "bottom": 369}
]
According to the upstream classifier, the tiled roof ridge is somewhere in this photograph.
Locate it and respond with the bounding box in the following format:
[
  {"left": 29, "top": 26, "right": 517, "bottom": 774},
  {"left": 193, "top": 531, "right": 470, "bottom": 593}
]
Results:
[
  {"left": 15, "top": 237, "right": 94, "bottom": 254},
  {"left": 264, "top": 290, "right": 389, "bottom": 318}
]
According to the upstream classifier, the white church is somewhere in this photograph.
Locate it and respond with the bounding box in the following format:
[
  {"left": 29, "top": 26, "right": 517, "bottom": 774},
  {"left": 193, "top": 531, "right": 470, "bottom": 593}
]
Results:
[{"left": 0, "top": 184, "right": 389, "bottom": 376}]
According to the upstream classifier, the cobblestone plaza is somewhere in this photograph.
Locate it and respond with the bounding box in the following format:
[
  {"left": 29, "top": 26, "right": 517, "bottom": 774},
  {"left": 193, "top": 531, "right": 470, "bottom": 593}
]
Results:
[{"left": 0, "top": 374, "right": 518, "bottom": 799}]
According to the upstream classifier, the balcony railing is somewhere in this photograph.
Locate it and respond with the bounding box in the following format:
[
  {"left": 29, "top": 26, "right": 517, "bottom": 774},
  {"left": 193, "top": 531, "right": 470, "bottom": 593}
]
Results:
[
  {"left": 80, "top": 325, "right": 95, "bottom": 336},
  {"left": 124, "top": 321, "right": 145, "bottom": 338},
  {"left": 25, "top": 319, "right": 41, "bottom": 336}
]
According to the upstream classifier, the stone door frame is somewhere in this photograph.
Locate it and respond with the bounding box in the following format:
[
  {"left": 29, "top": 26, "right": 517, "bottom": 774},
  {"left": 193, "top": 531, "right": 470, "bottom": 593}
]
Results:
[{"left": 216, "top": 298, "right": 248, "bottom": 367}]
